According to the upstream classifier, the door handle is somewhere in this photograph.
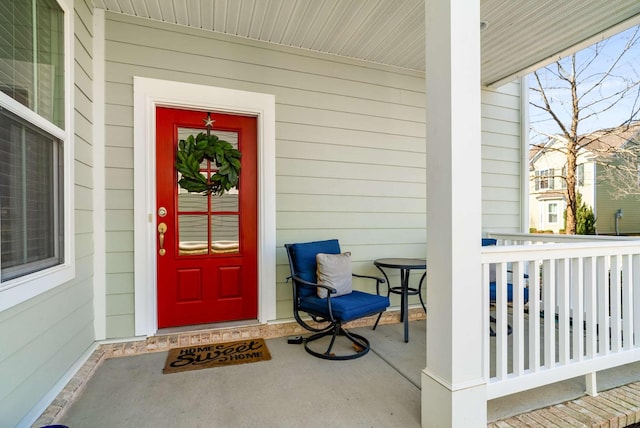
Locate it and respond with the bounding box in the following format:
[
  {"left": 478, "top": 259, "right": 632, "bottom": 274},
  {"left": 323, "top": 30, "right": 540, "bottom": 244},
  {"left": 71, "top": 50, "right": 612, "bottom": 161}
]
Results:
[{"left": 158, "top": 222, "right": 167, "bottom": 256}]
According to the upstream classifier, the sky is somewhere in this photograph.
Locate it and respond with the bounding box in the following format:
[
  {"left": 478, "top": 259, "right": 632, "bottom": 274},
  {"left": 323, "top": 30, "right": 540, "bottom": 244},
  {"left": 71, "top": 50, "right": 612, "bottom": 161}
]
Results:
[{"left": 528, "top": 24, "right": 640, "bottom": 145}]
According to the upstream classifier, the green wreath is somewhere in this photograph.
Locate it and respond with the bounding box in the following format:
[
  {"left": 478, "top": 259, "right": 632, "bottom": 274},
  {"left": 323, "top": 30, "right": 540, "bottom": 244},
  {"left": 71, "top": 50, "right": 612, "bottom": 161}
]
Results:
[{"left": 175, "top": 132, "right": 242, "bottom": 195}]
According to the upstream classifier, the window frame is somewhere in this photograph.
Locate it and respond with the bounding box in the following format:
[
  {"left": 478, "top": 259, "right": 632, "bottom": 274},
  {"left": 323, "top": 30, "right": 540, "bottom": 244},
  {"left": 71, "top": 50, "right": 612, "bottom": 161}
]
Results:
[
  {"left": 576, "top": 164, "right": 584, "bottom": 187},
  {"left": 0, "top": 0, "right": 74, "bottom": 312},
  {"left": 536, "top": 168, "right": 554, "bottom": 190},
  {"left": 547, "top": 202, "right": 559, "bottom": 224}
]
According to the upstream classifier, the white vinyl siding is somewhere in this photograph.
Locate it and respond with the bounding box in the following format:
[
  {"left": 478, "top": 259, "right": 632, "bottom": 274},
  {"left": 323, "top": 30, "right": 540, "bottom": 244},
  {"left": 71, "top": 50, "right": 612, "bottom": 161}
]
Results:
[
  {"left": 102, "top": 13, "right": 522, "bottom": 328},
  {"left": 481, "top": 82, "right": 523, "bottom": 233}
]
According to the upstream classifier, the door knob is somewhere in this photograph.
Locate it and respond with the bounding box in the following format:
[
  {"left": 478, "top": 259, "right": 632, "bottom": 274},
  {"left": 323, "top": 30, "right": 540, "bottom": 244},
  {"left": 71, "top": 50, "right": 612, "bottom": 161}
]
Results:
[{"left": 158, "top": 222, "right": 167, "bottom": 256}]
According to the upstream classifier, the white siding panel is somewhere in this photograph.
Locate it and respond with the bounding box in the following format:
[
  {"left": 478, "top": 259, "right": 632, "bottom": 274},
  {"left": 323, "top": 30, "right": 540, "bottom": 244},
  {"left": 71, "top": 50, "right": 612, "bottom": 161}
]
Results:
[
  {"left": 105, "top": 168, "right": 134, "bottom": 190},
  {"left": 482, "top": 116, "right": 521, "bottom": 136},
  {"left": 277, "top": 228, "right": 427, "bottom": 246},
  {"left": 482, "top": 82, "right": 523, "bottom": 233},
  {"left": 105, "top": 189, "right": 133, "bottom": 210},
  {"left": 106, "top": 272, "right": 134, "bottom": 294},
  {"left": 105, "top": 125, "right": 133, "bottom": 148},
  {"left": 276, "top": 159, "right": 426, "bottom": 184},
  {"left": 105, "top": 147, "right": 134, "bottom": 168},
  {"left": 277, "top": 141, "right": 426, "bottom": 170},
  {"left": 276, "top": 104, "right": 424, "bottom": 137},
  {"left": 278, "top": 122, "right": 426, "bottom": 152},
  {"left": 105, "top": 209, "right": 134, "bottom": 231},
  {"left": 277, "top": 176, "right": 426, "bottom": 199},
  {"left": 482, "top": 172, "right": 520, "bottom": 189},
  {"left": 74, "top": 137, "right": 93, "bottom": 167},
  {"left": 106, "top": 231, "right": 134, "bottom": 252},
  {"left": 482, "top": 187, "right": 521, "bottom": 202},
  {"left": 483, "top": 159, "right": 521, "bottom": 176}
]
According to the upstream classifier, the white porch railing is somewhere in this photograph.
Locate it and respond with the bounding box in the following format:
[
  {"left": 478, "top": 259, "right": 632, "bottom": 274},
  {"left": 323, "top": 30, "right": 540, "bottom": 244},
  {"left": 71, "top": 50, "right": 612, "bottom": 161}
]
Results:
[{"left": 483, "top": 232, "right": 640, "bottom": 400}]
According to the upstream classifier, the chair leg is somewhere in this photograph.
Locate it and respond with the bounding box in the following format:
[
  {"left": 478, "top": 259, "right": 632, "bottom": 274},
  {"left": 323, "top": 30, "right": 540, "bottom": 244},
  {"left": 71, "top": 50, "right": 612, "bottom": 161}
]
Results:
[
  {"left": 303, "top": 325, "right": 371, "bottom": 361},
  {"left": 373, "top": 312, "right": 383, "bottom": 330}
]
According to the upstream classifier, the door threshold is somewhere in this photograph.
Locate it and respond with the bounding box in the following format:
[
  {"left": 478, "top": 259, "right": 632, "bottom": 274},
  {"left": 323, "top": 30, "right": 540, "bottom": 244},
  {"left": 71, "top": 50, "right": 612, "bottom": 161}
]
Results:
[{"left": 156, "top": 319, "right": 260, "bottom": 336}]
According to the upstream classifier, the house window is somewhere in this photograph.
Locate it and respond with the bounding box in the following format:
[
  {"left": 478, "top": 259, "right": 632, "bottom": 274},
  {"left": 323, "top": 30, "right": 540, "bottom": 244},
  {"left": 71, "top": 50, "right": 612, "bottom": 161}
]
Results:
[
  {"left": 548, "top": 203, "right": 558, "bottom": 223},
  {"left": 0, "top": 109, "right": 64, "bottom": 281},
  {"left": 0, "top": 0, "right": 65, "bottom": 127},
  {"left": 576, "top": 164, "right": 584, "bottom": 186},
  {"left": 536, "top": 169, "right": 554, "bottom": 190},
  {"left": 0, "top": 0, "right": 69, "bottom": 290}
]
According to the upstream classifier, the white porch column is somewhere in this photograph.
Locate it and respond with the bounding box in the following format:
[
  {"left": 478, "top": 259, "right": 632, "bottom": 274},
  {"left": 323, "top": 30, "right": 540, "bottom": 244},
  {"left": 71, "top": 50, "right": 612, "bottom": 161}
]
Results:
[{"left": 422, "top": 0, "right": 486, "bottom": 427}]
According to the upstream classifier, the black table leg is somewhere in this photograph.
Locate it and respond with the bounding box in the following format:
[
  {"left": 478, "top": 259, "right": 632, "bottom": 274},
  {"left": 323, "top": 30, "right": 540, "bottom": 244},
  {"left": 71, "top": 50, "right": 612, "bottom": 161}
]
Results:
[{"left": 402, "top": 268, "right": 409, "bottom": 343}]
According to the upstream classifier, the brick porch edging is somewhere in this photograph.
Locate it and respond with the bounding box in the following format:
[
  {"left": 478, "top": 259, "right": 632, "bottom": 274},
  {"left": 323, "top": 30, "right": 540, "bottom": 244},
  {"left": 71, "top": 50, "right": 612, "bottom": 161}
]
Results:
[
  {"left": 489, "top": 383, "right": 640, "bottom": 427},
  {"left": 33, "top": 308, "right": 422, "bottom": 427}
]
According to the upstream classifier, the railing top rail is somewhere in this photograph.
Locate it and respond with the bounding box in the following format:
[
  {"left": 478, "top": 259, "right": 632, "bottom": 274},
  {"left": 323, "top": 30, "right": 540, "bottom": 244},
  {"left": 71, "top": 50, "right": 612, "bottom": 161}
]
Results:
[
  {"left": 481, "top": 240, "right": 640, "bottom": 263},
  {"left": 487, "top": 232, "right": 640, "bottom": 242}
]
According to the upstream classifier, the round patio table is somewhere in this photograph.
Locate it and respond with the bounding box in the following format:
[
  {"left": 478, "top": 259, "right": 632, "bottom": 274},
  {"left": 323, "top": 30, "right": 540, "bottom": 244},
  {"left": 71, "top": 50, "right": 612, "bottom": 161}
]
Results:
[{"left": 373, "top": 258, "right": 426, "bottom": 343}]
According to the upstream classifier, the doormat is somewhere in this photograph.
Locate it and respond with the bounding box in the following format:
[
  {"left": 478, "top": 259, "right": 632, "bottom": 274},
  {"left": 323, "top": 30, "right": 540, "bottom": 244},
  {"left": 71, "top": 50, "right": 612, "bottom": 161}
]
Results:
[{"left": 162, "top": 338, "right": 271, "bottom": 374}]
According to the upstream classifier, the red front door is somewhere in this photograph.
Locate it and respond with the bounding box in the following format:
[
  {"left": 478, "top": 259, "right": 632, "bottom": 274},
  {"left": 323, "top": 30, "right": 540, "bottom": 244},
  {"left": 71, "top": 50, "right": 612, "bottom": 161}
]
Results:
[{"left": 155, "top": 107, "right": 258, "bottom": 328}]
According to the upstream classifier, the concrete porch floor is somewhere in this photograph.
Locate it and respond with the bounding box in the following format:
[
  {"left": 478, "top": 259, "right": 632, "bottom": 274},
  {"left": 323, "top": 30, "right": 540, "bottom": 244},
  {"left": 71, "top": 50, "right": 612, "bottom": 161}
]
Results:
[{"left": 36, "top": 316, "right": 640, "bottom": 427}]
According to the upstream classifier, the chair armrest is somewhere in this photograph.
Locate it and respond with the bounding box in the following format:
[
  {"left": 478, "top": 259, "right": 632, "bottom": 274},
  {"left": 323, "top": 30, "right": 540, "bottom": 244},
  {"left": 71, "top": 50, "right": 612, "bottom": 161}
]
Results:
[
  {"left": 352, "top": 273, "right": 386, "bottom": 295},
  {"left": 291, "top": 274, "right": 337, "bottom": 295},
  {"left": 352, "top": 273, "right": 386, "bottom": 283}
]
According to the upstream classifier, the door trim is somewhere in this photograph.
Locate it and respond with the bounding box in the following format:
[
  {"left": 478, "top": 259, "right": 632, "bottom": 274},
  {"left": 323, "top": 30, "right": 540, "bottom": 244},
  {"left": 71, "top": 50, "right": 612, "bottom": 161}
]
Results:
[{"left": 133, "top": 77, "right": 276, "bottom": 336}]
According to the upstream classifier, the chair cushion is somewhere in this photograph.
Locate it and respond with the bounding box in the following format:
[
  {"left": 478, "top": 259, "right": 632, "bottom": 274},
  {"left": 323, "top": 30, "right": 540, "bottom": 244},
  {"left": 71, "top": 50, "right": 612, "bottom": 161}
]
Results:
[
  {"left": 289, "top": 239, "right": 341, "bottom": 298},
  {"left": 482, "top": 238, "right": 497, "bottom": 246},
  {"left": 490, "top": 282, "right": 530, "bottom": 303},
  {"left": 299, "top": 291, "right": 390, "bottom": 323},
  {"left": 316, "top": 252, "right": 352, "bottom": 298}
]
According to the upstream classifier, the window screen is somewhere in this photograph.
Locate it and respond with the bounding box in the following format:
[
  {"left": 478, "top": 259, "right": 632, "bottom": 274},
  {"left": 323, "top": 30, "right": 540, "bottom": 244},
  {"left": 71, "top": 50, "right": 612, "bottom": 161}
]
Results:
[{"left": 0, "top": 108, "right": 64, "bottom": 281}]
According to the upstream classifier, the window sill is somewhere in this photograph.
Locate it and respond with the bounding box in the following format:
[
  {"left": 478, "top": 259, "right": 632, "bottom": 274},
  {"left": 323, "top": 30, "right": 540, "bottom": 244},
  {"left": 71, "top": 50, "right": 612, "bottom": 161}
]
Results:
[{"left": 0, "top": 263, "right": 75, "bottom": 312}]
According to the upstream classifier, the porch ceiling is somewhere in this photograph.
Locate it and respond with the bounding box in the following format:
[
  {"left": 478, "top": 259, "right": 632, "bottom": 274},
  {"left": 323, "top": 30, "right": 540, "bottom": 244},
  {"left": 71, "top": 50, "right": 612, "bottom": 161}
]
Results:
[{"left": 94, "top": 0, "right": 640, "bottom": 87}]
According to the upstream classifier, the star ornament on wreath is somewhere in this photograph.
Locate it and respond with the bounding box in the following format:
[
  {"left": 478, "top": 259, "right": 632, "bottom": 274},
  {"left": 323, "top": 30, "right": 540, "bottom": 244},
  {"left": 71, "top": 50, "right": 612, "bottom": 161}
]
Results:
[{"left": 175, "top": 114, "right": 242, "bottom": 196}]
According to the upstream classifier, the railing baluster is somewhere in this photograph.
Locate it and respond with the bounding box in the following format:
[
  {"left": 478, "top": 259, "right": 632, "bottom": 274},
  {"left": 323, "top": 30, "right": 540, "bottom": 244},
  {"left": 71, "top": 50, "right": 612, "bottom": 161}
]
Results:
[
  {"left": 585, "top": 256, "right": 598, "bottom": 358},
  {"left": 496, "top": 262, "right": 508, "bottom": 380},
  {"left": 571, "top": 257, "right": 584, "bottom": 361},
  {"left": 557, "top": 258, "right": 570, "bottom": 364},
  {"left": 543, "top": 259, "right": 556, "bottom": 368},
  {"left": 483, "top": 262, "right": 491, "bottom": 380},
  {"left": 622, "top": 254, "right": 633, "bottom": 350},
  {"left": 634, "top": 255, "right": 640, "bottom": 348},
  {"left": 610, "top": 254, "right": 622, "bottom": 352},
  {"left": 512, "top": 261, "right": 525, "bottom": 375},
  {"left": 597, "top": 256, "right": 610, "bottom": 354},
  {"left": 529, "top": 259, "right": 541, "bottom": 372}
]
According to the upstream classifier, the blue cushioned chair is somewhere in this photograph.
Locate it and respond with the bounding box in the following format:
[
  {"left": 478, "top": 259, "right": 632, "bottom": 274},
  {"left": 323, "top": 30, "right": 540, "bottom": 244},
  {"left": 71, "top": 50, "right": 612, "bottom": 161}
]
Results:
[
  {"left": 285, "top": 239, "right": 389, "bottom": 360},
  {"left": 482, "top": 238, "right": 530, "bottom": 336}
]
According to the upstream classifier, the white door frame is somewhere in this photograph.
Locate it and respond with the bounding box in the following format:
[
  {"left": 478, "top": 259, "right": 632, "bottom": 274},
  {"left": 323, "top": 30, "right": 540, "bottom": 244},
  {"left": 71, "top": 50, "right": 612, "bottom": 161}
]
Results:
[{"left": 132, "top": 77, "right": 276, "bottom": 337}]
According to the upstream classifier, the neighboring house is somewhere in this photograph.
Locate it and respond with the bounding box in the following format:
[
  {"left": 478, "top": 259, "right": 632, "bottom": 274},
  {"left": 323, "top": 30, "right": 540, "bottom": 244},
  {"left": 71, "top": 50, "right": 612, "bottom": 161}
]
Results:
[
  {"left": 2, "top": 1, "right": 640, "bottom": 427},
  {"left": 529, "top": 123, "right": 640, "bottom": 234}
]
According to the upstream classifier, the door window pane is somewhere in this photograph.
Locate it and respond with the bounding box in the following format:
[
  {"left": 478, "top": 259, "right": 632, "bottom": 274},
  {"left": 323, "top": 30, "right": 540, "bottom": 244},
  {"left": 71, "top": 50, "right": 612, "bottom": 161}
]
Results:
[
  {"left": 211, "top": 190, "right": 238, "bottom": 212},
  {"left": 178, "top": 215, "right": 208, "bottom": 255},
  {"left": 211, "top": 215, "right": 239, "bottom": 253}
]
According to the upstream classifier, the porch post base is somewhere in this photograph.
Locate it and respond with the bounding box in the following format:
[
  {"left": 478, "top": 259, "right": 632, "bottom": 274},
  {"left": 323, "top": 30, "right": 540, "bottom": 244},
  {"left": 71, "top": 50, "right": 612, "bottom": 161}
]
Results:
[{"left": 422, "top": 371, "right": 486, "bottom": 428}]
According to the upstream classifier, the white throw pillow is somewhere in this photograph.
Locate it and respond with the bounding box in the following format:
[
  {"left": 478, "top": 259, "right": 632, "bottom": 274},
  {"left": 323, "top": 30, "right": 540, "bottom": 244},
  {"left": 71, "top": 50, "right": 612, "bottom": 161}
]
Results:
[{"left": 316, "top": 252, "right": 353, "bottom": 298}]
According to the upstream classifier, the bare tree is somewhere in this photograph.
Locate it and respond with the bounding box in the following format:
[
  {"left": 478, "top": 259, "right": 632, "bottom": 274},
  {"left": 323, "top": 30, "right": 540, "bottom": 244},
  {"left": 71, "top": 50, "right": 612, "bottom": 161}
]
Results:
[{"left": 530, "top": 25, "right": 640, "bottom": 234}]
